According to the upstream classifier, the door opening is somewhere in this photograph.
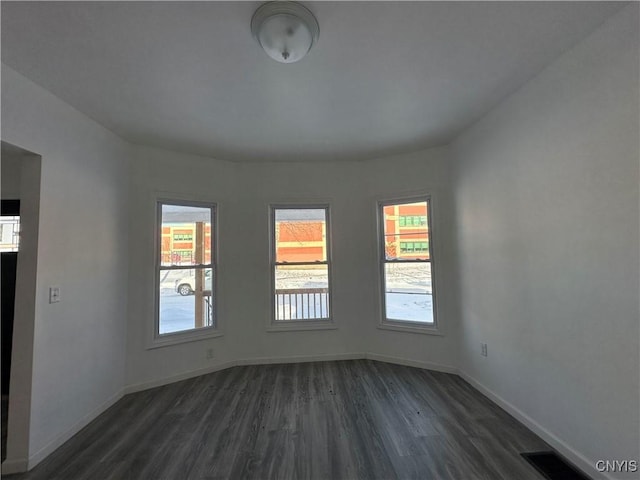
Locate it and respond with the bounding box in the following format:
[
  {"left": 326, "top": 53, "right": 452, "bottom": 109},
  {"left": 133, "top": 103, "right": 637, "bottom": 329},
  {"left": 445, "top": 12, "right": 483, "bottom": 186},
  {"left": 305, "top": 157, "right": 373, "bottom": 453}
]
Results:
[{"left": 1, "top": 199, "right": 20, "bottom": 461}]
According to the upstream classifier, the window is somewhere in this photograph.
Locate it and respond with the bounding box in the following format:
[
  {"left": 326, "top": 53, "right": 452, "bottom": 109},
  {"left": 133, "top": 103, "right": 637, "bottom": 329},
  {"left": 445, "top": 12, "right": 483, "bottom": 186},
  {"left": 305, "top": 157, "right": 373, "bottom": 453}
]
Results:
[
  {"left": 156, "top": 201, "right": 217, "bottom": 339},
  {"left": 271, "top": 206, "right": 332, "bottom": 327},
  {"left": 0, "top": 215, "right": 20, "bottom": 252},
  {"left": 378, "top": 197, "right": 437, "bottom": 330},
  {"left": 400, "top": 241, "right": 429, "bottom": 254},
  {"left": 173, "top": 233, "right": 193, "bottom": 241},
  {"left": 399, "top": 215, "right": 427, "bottom": 227}
]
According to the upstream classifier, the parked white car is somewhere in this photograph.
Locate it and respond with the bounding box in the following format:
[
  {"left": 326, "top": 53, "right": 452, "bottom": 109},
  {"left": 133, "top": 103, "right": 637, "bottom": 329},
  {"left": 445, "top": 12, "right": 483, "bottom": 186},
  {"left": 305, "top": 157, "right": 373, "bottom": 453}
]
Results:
[{"left": 175, "top": 270, "right": 212, "bottom": 296}]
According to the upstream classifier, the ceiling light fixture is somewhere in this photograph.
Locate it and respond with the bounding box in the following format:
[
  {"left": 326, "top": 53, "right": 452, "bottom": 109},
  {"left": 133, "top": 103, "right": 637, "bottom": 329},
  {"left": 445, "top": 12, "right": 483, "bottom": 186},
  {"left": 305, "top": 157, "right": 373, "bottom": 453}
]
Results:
[{"left": 251, "top": 1, "right": 319, "bottom": 64}]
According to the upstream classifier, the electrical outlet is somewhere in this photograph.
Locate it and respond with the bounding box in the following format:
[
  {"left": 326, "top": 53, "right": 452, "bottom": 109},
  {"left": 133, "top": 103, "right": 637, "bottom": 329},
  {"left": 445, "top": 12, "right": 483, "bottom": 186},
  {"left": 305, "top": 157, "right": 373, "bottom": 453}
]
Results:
[
  {"left": 206, "top": 348, "right": 214, "bottom": 359},
  {"left": 49, "top": 286, "right": 61, "bottom": 304},
  {"left": 481, "top": 343, "right": 488, "bottom": 357}
]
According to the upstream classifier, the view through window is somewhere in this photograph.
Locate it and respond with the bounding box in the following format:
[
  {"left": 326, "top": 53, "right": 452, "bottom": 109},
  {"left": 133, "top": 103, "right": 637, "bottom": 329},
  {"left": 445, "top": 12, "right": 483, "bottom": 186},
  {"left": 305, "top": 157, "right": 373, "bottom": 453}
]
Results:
[
  {"left": 272, "top": 206, "right": 331, "bottom": 322},
  {"left": 379, "top": 199, "right": 435, "bottom": 325},
  {"left": 157, "top": 202, "right": 215, "bottom": 335},
  {"left": 0, "top": 215, "right": 20, "bottom": 252}
]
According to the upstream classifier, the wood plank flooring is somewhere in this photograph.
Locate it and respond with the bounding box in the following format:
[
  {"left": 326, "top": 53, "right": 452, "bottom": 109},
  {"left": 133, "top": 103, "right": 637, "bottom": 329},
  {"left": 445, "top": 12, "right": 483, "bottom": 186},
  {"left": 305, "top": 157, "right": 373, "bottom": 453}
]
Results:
[{"left": 6, "top": 360, "right": 549, "bottom": 479}]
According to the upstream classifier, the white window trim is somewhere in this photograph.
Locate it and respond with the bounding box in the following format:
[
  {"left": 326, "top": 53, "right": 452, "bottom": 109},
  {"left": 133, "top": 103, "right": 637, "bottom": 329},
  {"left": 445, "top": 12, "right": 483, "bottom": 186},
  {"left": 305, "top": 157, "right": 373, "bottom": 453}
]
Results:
[
  {"left": 149, "top": 197, "right": 222, "bottom": 349},
  {"left": 376, "top": 194, "right": 442, "bottom": 336},
  {"left": 267, "top": 203, "right": 335, "bottom": 332}
]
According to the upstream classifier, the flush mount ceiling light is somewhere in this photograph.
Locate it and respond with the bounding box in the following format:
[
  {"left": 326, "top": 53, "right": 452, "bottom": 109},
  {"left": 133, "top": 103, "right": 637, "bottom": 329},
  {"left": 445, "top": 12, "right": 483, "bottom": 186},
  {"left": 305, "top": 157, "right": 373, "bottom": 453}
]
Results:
[{"left": 251, "top": 1, "right": 319, "bottom": 64}]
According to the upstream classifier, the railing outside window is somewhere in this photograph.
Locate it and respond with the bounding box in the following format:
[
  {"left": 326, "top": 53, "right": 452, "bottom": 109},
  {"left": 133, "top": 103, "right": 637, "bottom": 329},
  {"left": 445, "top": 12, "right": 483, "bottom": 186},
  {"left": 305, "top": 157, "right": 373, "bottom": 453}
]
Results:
[{"left": 271, "top": 206, "right": 332, "bottom": 323}]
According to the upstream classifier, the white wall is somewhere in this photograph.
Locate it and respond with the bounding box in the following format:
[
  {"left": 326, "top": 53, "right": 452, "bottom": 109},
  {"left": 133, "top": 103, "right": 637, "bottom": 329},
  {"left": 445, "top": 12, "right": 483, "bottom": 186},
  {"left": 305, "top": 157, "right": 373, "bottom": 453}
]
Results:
[
  {"left": 126, "top": 146, "right": 239, "bottom": 387},
  {"left": 359, "top": 150, "right": 458, "bottom": 371},
  {"left": 1, "top": 150, "right": 22, "bottom": 199},
  {"left": 1, "top": 64, "right": 131, "bottom": 468},
  {"left": 451, "top": 5, "right": 639, "bottom": 479},
  {"left": 125, "top": 145, "right": 458, "bottom": 389}
]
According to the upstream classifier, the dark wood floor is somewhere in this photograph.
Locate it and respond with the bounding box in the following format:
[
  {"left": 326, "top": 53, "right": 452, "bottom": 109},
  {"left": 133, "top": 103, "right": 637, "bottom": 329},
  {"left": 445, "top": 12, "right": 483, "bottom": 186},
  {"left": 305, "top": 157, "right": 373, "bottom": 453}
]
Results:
[{"left": 7, "top": 360, "right": 548, "bottom": 480}]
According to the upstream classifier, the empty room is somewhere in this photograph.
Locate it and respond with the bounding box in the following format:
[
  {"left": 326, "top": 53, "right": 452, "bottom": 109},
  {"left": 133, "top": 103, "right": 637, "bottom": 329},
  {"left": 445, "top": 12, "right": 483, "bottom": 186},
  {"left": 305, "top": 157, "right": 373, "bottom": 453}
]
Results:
[{"left": 1, "top": 1, "right": 638, "bottom": 479}]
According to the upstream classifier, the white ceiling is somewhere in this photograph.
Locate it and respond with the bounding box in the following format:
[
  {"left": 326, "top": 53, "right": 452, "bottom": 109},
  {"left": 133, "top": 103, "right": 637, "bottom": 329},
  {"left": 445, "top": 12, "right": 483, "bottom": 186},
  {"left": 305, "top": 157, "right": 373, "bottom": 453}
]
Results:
[{"left": 1, "top": 1, "right": 625, "bottom": 162}]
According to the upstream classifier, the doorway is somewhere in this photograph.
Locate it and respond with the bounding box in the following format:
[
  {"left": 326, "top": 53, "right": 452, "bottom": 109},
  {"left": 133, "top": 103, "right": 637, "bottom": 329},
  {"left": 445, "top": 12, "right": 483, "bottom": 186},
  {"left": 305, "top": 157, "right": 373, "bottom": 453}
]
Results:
[
  {"left": 1, "top": 141, "right": 41, "bottom": 473},
  {"left": 1, "top": 199, "right": 20, "bottom": 461}
]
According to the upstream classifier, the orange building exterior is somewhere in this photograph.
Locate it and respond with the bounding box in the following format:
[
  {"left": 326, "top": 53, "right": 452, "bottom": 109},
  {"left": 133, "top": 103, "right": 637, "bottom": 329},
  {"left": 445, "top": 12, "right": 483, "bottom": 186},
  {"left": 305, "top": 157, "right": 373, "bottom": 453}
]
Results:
[
  {"left": 275, "top": 221, "right": 326, "bottom": 263},
  {"left": 160, "top": 224, "right": 212, "bottom": 265},
  {"left": 382, "top": 203, "right": 430, "bottom": 260},
  {"left": 160, "top": 203, "right": 428, "bottom": 265}
]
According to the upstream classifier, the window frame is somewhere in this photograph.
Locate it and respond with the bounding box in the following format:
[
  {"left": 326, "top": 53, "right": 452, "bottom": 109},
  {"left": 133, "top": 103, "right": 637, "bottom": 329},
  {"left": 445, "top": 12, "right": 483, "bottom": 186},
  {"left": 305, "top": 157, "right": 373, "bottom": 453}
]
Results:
[
  {"left": 376, "top": 195, "right": 441, "bottom": 335},
  {"left": 151, "top": 198, "right": 222, "bottom": 348},
  {"left": 1, "top": 199, "right": 21, "bottom": 252},
  {"left": 268, "top": 203, "right": 335, "bottom": 332}
]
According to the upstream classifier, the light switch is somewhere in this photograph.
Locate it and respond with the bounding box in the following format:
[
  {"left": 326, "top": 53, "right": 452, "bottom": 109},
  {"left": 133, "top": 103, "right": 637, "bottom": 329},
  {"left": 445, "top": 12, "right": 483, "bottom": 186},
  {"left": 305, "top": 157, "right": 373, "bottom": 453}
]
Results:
[{"left": 49, "top": 286, "right": 60, "bottom": 304}]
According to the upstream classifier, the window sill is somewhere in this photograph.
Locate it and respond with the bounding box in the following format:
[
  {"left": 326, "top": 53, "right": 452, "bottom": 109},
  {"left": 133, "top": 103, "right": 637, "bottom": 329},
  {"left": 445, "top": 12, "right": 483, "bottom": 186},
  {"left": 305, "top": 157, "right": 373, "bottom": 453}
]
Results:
[
  {"left": 147, "top": 328, "right": 224, "bottom": 349},
  {"left": 378, "top": 322, "right": 443, "bottom": 336},
  {"left": 267, "top": 321, "right": 337, "bottom": 333}
]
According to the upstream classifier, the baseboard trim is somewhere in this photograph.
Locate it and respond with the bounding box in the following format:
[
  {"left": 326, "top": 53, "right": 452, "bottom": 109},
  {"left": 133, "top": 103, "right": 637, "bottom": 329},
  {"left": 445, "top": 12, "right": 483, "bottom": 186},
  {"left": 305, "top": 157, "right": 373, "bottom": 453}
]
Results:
[
  {"left": 125, "top": 354, "right": 365, "bottom": 394},
  {"left": 1, "top": 457, "right": 29, "bottom": 475},
  {"left": 123, "top": 352, "right": 455, "bottom": 395},
  {"left": 236, "top": 352, "right": 365, "bottom": 366},
  {"left": 26, "top": 388, "right": 124, "bottom": 471},
  {"left": 123, "top": 360, "right": 237, "bottom": 395},
  {"left": 365, "top": 353, "right": 458, "bottom": 374},
  {"left": 458, "top": 370, "right": 610, "bottom": 480}
]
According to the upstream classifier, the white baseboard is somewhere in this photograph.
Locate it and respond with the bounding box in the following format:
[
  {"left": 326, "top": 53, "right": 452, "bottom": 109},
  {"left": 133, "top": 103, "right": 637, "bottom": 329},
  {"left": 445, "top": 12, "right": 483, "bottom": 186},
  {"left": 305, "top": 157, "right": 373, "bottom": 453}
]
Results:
[
  {"left": 123, "top": 352, "right": 453, "bottom": 395},
  {"left": 365, "top": 353, "right": 458, "bottom": 374},
  {"left": 124, "top": 354, "right": 365, "bottom": 394},
  {"left": 236, "top": 352, "right": 365, "bottom": 366},
  {"left": 123, "top": 360, "right": 237, "bottom": 395},
  {"left": 26, "top": 389, "right": 124, "bottom": 471},
  {"left": 458, "top": 370, "right": 611, "bottom": 480},
  {"left": 1, "top": 457, "right": 29, "bottom": 475}
]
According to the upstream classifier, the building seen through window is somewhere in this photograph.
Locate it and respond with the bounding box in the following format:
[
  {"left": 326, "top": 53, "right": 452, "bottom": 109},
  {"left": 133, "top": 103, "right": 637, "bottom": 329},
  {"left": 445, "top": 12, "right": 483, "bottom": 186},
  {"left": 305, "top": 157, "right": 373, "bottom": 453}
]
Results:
[
  {"left": 0, "top": 215, "right": 20, "bottom": 252},
  {"left": 379, "top": 199, "right": 435, "bottom": 325},
  {"left": 157, "top": 202, "right": 216, "bottom": 336},
  {"left": 272, "top": 207, "right": 331, "bottom": 322}
]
